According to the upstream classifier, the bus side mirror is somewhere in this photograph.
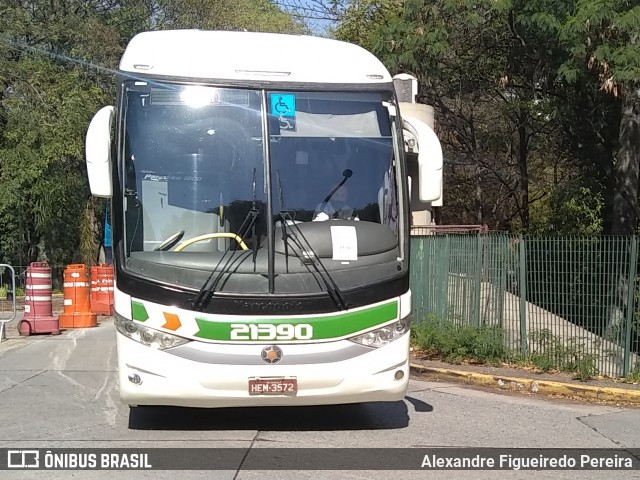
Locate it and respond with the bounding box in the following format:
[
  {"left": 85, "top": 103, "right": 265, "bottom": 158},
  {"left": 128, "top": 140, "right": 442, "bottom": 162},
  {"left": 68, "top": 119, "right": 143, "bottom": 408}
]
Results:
[
  {"left": 86, "top": 105, "right": 114, "bottom": 197},
  {"left": 402, "top": 116, "right": 442, "bottom": 203}
]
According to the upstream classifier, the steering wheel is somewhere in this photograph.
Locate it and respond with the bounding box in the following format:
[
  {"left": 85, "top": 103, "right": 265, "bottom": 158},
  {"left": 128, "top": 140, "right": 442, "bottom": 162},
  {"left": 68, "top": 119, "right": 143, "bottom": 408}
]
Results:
[
  {"left": 154, "top": 231, "right": 185, "bottom": 251},
  {"left": 174, "top": 233, "right": 249, "bottom": 252}
]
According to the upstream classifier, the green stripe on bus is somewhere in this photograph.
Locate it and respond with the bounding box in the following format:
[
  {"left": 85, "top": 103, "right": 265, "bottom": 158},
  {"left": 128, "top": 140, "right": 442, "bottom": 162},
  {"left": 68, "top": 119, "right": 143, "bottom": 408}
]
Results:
[
  {"left": 193, "top": 301, "right": 398, "bottom": 341},
  {"left": 131, "top": 301, "right": 149, "bottom": 322}
]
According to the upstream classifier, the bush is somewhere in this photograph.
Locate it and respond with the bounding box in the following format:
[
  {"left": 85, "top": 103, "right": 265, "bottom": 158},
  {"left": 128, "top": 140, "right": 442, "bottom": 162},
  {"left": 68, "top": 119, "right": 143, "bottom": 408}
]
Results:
[
  {"left": 527, "top": 329, "right": 598, "bottom": 381},
  {"left": 411, "top": 319, "right": 510, "bottom": 364},
  {"left": 411, "top": 321, "right": 599, "bottom": 380},
  {"left": 622, "top": 367, "right": 640, "bottom": 384}
]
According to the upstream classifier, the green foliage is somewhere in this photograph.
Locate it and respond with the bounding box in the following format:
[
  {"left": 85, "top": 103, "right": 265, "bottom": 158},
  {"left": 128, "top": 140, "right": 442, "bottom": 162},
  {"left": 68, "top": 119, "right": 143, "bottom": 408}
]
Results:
[
  {"left": 365, "top": 0, "right": 572, "bottom": 231},
  {"left": 0, "top": 49, "right": 109, "bottom": 267},
  {"left": 530, "top": 185, "right": 604, "bottom": 235},
  {"left": 412, "top": 319, "right": 600, "bottom": 379},
  {"left": 622, "top": 367, "right": 640, "bottom": 385},
  {"left": 559, "top": 1, "right": 640, "bottom": 89},
  {"left": 373, "top": 0, "right": 507, "bottom": 91},
  {"left": 334, "top": 0, "right": 638, "bottom": 234},
  {"left": 332, "top": 0, "right": 403, "bottom": 52},
  {"left": 412, "top": 318, "right": 511, "bottom": 364},
  {"left": 149, "top": 0, "right": 307, "bottom": 33},
  {"left": 527, "top": 329, "right": 598, "bottom": 381}
]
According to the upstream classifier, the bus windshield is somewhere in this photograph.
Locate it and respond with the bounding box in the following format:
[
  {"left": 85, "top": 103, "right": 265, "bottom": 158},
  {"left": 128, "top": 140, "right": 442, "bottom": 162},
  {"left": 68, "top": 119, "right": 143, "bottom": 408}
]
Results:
[{"left": 120, "top": 82, "right": 402, "bottom": 295}]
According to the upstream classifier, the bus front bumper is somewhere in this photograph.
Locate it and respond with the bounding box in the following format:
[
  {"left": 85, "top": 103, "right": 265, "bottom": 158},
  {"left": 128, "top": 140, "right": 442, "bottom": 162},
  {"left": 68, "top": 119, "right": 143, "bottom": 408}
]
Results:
[{"left": 117, "top": 333, "right": 410, "bottom": 408}]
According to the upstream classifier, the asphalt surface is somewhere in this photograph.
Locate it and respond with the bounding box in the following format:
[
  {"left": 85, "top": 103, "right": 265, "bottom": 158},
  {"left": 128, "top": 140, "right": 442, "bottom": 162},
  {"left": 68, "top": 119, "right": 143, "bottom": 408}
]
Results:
[{"left": 0, "top": 317, "right": 639, "bottom": 479}]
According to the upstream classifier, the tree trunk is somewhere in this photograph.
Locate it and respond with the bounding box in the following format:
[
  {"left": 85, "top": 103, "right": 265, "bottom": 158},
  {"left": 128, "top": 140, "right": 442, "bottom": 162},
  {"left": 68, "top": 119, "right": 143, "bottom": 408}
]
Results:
[
  {"left": 476, "top": 162, "right": 483, "bottom": 224},
  {"left": 469, "top": 113, "right": 483, "bottom": 224},
  {"left": 517, "top": 109, "right": 529, "bottom": 231},
  {"left": 601, "top": 157, "right": 616, "bottom": 235},
  {"left": 610, "top": 91, "right": 640, "bottom": 235},
  {"left": 607, "top": 89, "right": 640, "bottom": 338}
]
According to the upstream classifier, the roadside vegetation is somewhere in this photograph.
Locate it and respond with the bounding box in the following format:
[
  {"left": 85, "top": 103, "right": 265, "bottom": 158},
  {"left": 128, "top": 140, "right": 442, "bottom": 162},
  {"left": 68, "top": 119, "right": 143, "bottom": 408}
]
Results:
[
  {"left": 411, "top": 319, "right": 510, "bottom": 365},
  {"left": 411, "top": 318, "right": 601, "bottom": 381},
  {"left": 621, "top": 368, "right": 640, "bottom": 385}
]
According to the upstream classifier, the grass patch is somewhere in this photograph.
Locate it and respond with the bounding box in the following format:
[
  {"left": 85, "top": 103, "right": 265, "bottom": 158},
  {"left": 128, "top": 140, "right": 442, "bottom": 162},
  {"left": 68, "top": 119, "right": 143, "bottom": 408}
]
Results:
[
  {"left": 411, "top": 320, "right": 510, "bottom": 365},
  {"left": 621, "top": 368, "right": 640, "bottom": 385},
  {"left": 411, "top": 321, "right": 600, "bottom": 381},
  {"left": 524, "top": 329, "right": 598, "bottom": 381}
]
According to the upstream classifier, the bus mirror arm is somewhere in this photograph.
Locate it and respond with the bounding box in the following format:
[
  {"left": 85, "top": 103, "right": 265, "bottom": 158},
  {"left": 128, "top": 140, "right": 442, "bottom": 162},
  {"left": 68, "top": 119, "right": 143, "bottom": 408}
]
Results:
[
  {"left": 323, "top": 169, "right": 352, "bottom": 203},
  {"left": 318, "top": 169, "right": 353, "bottom": 215}
]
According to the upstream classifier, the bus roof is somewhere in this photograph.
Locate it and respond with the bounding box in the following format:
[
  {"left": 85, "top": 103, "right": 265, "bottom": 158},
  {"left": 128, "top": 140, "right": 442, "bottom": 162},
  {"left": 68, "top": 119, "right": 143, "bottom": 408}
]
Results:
[{"left": 119, "top": 30, "right": 392, "bottom": 85}]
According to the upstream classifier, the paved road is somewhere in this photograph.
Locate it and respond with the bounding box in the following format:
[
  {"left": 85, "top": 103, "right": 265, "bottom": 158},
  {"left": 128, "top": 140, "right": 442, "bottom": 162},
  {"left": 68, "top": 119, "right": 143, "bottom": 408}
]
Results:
[{"left": 0, "top": 318, "right": 638, "bottom": 479}]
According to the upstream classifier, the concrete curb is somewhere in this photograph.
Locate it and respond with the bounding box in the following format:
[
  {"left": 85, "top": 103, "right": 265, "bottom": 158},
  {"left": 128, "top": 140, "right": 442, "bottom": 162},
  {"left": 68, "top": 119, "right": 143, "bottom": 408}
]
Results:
[{"left": 410, "top": 363, "right": 640, "bottom": 404}]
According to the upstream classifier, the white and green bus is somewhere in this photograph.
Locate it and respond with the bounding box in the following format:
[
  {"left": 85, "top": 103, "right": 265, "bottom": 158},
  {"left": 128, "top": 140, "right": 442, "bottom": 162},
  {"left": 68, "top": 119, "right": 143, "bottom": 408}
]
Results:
[{"left": 85, "top": 30, "right": 442, "bottom": 408}]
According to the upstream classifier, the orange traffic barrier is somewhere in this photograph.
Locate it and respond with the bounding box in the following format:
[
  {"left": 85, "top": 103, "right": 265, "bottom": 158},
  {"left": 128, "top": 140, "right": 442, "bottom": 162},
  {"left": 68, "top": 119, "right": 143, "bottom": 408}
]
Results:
[
  {"left": 58, "top": 264, "right": 97, "bottom": 329},
  {"left": 91, "top": 264, "right": 114, "bottom": 316}
]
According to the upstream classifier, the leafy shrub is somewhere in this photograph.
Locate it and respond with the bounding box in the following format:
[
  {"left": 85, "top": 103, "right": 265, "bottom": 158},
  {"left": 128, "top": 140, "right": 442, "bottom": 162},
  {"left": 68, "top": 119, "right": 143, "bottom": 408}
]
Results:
[{"left": 412, "top": 318, "right": 510, "bottom": 364}]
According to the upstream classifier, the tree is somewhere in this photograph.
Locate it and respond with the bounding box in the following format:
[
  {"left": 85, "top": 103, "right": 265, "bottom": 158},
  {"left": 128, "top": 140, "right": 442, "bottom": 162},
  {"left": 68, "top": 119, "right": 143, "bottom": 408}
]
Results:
[
  {"left": 557, "top": 0, "right": 640, "bottom": 235},
  {"left": 0, "top": 0, "right": 305, "bottom": 275},
  {"left": 332, "top": 0, "right": 402, "bottom": 51},
  {"left": 0, "top": 1, "right": 116, "bottom": 271},
  {"left": 551, "top": 1, "right": 640, "bottom": 339},
  {"left": 332, "top": 0, "right": 637, "bottom": 235},
  {"left": 365, "top": 0, "right": 571, "bottom": 231}
]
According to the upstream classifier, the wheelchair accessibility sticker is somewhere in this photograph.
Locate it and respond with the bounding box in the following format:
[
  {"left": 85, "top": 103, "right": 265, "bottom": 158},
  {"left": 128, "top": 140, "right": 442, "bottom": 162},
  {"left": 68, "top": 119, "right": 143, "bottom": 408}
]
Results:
[{"left": 271, "top": 94, "right": 296, "bottom": 117}]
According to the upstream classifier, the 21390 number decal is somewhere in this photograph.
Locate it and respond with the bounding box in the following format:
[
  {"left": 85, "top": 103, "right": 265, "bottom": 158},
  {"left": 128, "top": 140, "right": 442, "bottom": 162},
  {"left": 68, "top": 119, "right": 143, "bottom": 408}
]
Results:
[{"left": 230, "top": 323, "right": 313, "bottom": 341}]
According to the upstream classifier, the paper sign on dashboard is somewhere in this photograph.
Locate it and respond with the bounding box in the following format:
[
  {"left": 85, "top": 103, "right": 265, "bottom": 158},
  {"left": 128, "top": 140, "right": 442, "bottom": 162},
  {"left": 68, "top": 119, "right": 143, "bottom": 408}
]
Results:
[{"left": 331, "top": 226, "right": 358, "bottom": 261}]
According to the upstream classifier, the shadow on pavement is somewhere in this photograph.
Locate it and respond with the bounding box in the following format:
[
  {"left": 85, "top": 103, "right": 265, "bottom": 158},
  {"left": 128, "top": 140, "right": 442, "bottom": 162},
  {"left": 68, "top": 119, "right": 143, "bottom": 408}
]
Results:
[
  {"left": 404, "top": 395, "right": 433, "bottom": 413},
  {"left": 129, "top": 397, "right": 433, "bottom": 431}
]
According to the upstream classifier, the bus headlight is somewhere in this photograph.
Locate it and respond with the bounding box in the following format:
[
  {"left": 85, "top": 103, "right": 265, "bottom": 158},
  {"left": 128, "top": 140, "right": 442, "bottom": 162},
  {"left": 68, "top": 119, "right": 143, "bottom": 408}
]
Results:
[
  {"left": 349, "top": 318, "right": 410, "bottom": 348},
  {"left": 115, "top": 314, "right": 190, "bottom": 350}
]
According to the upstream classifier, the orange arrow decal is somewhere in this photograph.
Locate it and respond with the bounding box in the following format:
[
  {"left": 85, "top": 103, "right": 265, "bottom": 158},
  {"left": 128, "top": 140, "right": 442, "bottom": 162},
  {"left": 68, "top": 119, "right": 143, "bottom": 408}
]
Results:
[{"left": 162, "top": 312, "right": 182, "bottom": 331}]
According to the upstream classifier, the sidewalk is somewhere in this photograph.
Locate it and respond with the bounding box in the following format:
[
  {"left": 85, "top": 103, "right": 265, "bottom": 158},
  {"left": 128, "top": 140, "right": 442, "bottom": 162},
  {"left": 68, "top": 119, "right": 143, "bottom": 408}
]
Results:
[{"left": 410, "top": 352, "right": 640, "bottom": 405}]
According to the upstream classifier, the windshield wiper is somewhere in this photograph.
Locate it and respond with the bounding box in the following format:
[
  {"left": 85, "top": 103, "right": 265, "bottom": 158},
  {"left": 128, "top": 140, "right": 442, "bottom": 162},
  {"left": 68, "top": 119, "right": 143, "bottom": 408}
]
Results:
[
  {"left": 190, "top": 169, "right": 260, "bottom": 311},
  {"left": 276, "top": 173, "right": 347, "bottom": 311},
  {"left": 279, "top": 211, "right": 347, "bottom": 311}
]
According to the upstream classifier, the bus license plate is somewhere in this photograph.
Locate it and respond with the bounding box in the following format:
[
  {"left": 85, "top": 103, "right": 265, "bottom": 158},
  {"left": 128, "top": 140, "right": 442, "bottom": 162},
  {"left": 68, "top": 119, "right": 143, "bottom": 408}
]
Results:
[{"left": 248, "top": 378, "right": 298, "bottom": 396}]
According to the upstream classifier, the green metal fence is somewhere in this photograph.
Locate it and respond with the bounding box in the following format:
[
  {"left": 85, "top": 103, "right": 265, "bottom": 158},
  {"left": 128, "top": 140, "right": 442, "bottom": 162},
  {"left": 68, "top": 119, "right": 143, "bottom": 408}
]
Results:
[{"left": 410, "top": 234, "right": 640, "bottom": 378}]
